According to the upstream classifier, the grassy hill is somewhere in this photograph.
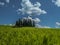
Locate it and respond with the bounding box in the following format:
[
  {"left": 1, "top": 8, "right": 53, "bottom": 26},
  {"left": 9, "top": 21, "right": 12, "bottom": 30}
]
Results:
[{"left": 0, "top": 26, "right": 60, "bottom": 45}]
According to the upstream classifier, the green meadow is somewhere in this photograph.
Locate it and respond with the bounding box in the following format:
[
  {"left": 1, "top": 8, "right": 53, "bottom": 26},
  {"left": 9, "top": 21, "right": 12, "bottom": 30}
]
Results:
[{"left": 0, "top": 26, "right": 60, "bottom": 45}]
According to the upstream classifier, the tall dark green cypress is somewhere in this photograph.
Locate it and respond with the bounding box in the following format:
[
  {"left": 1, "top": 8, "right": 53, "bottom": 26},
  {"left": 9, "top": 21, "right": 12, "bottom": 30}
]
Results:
[
  {"left": 33, "top": 20, "right": 35, "bottom": 27},
  {"left": 15, "top": 21, "right": 19, "bottom": 27}
]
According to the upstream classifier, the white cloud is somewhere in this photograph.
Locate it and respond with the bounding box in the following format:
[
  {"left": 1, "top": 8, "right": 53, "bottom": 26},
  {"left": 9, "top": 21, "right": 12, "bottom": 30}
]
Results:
[
  {"left": 35, "top": 24, "right": 51, "bottom": 28},
  {"left": 56, "top": 22, "right": 60, "bottom": 26},
  {"left": 23, "top": 16, "right": 32, "bottom": 20},
  {"left": 55, "top": 22, "right": 60, "bottom": 28},
  {"left": 6, "top": 0, "right": 10, "bottom": 3},
  {"left": 0, "top": 2, "right": 5, "bottom": 6},
  {"left": 18, "top": 0, "right": 47, "bottom": 16},
  {"left": 34, "top": 2, "right": 41, "bottom": 7},
  {"left": 9, "top": 24, "right": 15, "bottom": 26},
  {"left": 52, "top": 0, "right": 60, "bottom": 7},
  {"left": 4, "top": 24, "right": 15, "bottom": 26},
  {"left": 55, "top": 26, "right": 59, "bottom": 28},
  {"left": 23, "top": 16, "right": 40, "bottom": 24},
  {"left": 28, "top": 16, "right": 32, "bottom": 20},
  {"left": 43, "top": 26, "right": 51, "bottom": 28},
  {"left": 34, "top": 18, "right": 40, "bottom": 23}
]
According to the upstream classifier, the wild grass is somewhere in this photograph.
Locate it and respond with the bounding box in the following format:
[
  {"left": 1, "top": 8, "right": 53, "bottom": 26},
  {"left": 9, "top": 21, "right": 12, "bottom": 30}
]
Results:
[{"left": 0, "top": 26, "right": 60, "bottom": 45}]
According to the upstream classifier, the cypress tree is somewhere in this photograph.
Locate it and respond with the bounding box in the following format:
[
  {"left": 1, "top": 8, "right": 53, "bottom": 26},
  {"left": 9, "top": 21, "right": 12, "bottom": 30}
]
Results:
[
  {"left": 33, "top": 20, "right": 35, "bottom": 27},
  {"left": 15, "top": 21, "right": 19, "bottom": 27}
]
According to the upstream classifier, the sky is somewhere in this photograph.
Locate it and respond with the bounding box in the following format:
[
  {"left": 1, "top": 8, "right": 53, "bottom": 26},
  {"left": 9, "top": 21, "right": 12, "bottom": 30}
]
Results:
[{"left": 0, "top": 0, "right": 60, "bottom": 28}]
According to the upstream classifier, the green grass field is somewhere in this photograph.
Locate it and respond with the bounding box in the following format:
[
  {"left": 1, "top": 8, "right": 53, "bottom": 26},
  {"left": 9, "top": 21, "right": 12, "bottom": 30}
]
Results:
[{"left": 0, "top": 26, "right": 60, "bottom": 45}]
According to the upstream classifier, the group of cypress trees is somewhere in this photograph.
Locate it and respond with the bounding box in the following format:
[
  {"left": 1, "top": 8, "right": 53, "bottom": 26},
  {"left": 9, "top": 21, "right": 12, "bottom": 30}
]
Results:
[{"left": 15, "top": 18, "right": 35, "bottom": 27}]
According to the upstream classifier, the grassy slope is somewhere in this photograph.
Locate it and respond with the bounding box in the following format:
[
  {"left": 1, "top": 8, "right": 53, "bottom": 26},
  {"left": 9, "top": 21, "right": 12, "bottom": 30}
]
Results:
[{"left": 0, "top": 26, "right": 60, "bottom": 45}]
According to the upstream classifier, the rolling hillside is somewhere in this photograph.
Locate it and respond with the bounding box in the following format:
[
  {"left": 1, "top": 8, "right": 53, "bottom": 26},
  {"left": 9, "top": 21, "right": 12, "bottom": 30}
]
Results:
[{"left": 0, "top": 26, "right": 60, "bottom": 45}]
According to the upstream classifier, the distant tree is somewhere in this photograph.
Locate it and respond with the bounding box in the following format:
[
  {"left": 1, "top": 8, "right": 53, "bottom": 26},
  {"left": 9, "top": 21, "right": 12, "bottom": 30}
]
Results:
[
  {"left": 33, "top": 20, "right": 35, "bottom": 27},
  {"left": 29, "top": 19, "right": 33, "bottom": 27},
  {"left": 27, "top": 19, "right": 31, "bottom": 26},
  {"left": 15, "top": 21, "right": 19, "bottom": 27},
  {"left": 19, "top": 19, "right": 22, "bottom": 27},
  {"left": 15, "top": 18, "right": 35, "bottom": 27},
  {"left": 23, "top": 19, "right": 27, "bottom": 27}
]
